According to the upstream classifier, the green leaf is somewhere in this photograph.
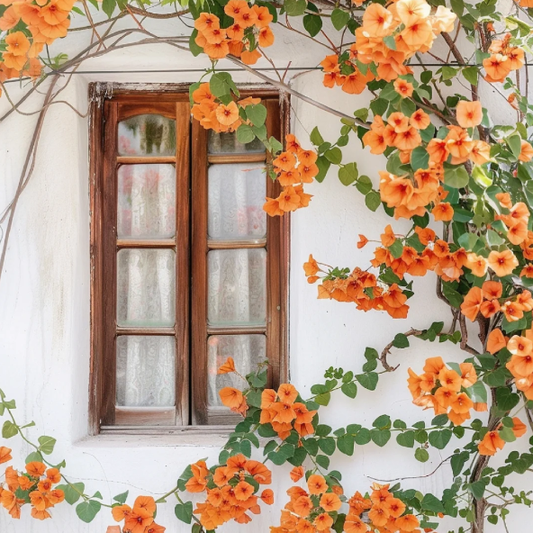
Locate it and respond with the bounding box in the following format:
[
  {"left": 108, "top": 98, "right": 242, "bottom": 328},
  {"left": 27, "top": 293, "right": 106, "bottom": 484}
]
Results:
[
  {"left": 113, "top": 491, "right": 129, "bottom": 504},
  {"left": 236, "top": 124, "right": 255, "bottom": 144},
  {"left": 316, "top": 454, "right": 330, "bottom": 469},
  {"left": 499, "top": 426, "right": 516, "bottom": 443},
  {"left": 365, "top": 191, "right": 381, "bottom": 212},
  {"left": 2, "top": 421, "right": 18, "bottom": 439},
  {"left": 331, "top": 8, "right": 350, "bottom": 30},
  {"left": 325, "top": 147, "right": 342, "bottom": 165},
  {"left": 38, "top": 435, "right": 56, "bottom": 455},
  {"left": 428, "top": 430, "right": 452, "bottom": 450},
  {"left": 341, "top": 382, "right": 357, "bottom": 399},
  {"left": 315, "top": 392, "right": 331, "bottom": 406},
  {"left": 441, "top": 66, "right": 458, "bottom": 80},
  {"left": 337, "top": 434, "right": 355, "bottom": 456},
  {"left": 284, "top": 0, "right": 307, "bottom": 16},
  {"left": 356, "top": 175, "right": 372, "bottom": 195},
  {"left": 389, "top": 239, "right": 403, "bottom": 259},
  {"left": 421, "top": 493, "right": 445, "bottom": 513},
  {"left": 210, "top": 72, "right": 239, "bottom": 99},
  {"left": 318, "top": 437, "right": 336, "bottom": 456},
  {"left": 396, "top": 431, "right": 415, "bottom": 448},
  {"left": 102, "top": 0, "right": 116, "bottom": 17},
  {"left": 303, "top": 13, "right": 322, "bottom": 37},
  {"left": 59, "top": 482, "right": 85, "bottom": 505},
  {"left": 175, "top": 501, "right": 193, "bottom": 524},
  {"left": 442, "top": 282, "right": 464, "bottom": 308},
  {"left": 410, "top": 147, "right": 429, "bottom": 172},
  {"left": 76, "top": 500, "right": 101, "bottom": 523},
  {"left": 444, "top": 164, "right": 469, "bottom": 188},
  {"left": 373, "top": 414, "right": 391, "bottom": 429},
  {"left": 370, "top": 98, "right": 388, "bottom": 116},
  {"left": 392, "top": 333, "right": 410, "bottom": 348},
  {"left": 246, "top": 104, "right": 267, "bottom": 127},
  {"left": 415, "top": 448, "right": 430, "bottom": 463},
  {"left": 371, "top": 429, "right": 391, "bottom": 447},
  {"left": 310, "top": 126, "right": 324, "bottom": 146},
  {"left": 495, "top": 387, "right": 519, "bottom": 412},
  {"left": 462, "top": 66, "right": 479, "bottom": 86},
  {"left": 356, "top": 372, "right": 378, "bottom": 390},
  {"left": 338, "top": 163, "right": 358, "bottom": 186},
  {"left": 315, "top": 156, "right": 330, "bottom": 183},
  {"left": 507, "top": 133, "right": 522, "bottom": 158},
  {"left": 354, "top": 428, "right": 371, "bottom": 445},
  {"left": 469, "top": 480, "right": 487, "bottom": 500},
  {"left": 316, "top": 424, "right": 332, "bottom": 437},
  {"left": 451, "top": 451, "right": 469, "bottom": 477}
]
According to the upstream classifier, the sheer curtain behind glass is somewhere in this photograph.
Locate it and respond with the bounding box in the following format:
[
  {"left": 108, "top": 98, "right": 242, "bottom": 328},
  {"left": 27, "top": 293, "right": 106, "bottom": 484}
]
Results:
[
  {"left": 116, "top": 161, "right": 176, "bottom": 408},
  {"left": 206, "top": 162, "right": 267, "bottom": 407}
]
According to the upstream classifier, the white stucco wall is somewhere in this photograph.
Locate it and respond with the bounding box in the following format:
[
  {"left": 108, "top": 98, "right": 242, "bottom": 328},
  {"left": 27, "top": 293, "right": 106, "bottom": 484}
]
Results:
[{"left": 0, "top": 12, "right": 532, "bottom": 532}]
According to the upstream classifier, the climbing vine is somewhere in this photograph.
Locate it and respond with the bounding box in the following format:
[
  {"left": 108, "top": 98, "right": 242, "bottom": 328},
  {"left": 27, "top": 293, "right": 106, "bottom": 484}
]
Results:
[{"left": 3, "top": 0, "right": 533, "bottom": 532}]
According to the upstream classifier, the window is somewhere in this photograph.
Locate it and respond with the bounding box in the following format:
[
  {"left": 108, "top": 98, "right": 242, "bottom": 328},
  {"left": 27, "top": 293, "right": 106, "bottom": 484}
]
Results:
[{"left": 88, "top": 85, "right": 288, "bottom": 433}]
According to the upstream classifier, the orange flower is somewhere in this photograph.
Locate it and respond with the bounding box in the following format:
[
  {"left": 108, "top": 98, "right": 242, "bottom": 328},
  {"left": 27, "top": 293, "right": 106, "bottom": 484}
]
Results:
[
  {"left": 519, "top": 141, "right": 533, "bottom": 162},
  {"left": 258, "top": 26, "right": 275, "bottom": 47},
  {"left": 218, "top": 357, "right": 236, "bottom": 374},
  {"left": 478, "top": 430, "right": 505, "bottom": 456},
  {"left": 314, "top": 512, "right": 333, "bottom": 531},
  {"left": 307, "top": 474, "right": 327, "bottom": 495},
  {"left": 394, "top": 78, "right": 413, "bottom": 98},
  {"left": 219, "top": 387, "right": 248, "bottom": 415},
  {"left": 432, "top": 202, "right": 454, "bottom": 222},
  {"left": 293, "top": 495, "right": 313, "bottom": 517},
  {"left": 362, "top": 3, "right": 394, "bottom": 37},
  {"left": 277, "top": 187, "right": 301, "bottom": 212},
  {"left": 465, "top": 253, "right": 488, "bottom": 277},
  {"left": 241, "top": 49, "right": 261, "bottom": 65},
  {"left": 263, "top": 197, "right": 283, "bottom": 217},
  {"left": 278, "top": 383, "right": 298, "bottom": 404},
  {"left": 290, "top": 466, "right": 304, "bottom": 482},
  {"left": 456, "top": 100, "right": 482, "bottom": 128},
  {"left": 395, "top": 514, "right": 419, "bottom": 531},
  {"left": 215, "top": 102, "right": 239, "bottom": 126},
  {"left": 5, "top": 31, "right": 30, "bottom": 56},
  {"left": 460, "top": 286, "right": 483, "bottom": 322},
  {"left": 487, "top": 329, "right": 506, "bottom": 354},
  {"left": 195, "top": 13, "right": 220, "bottom": 32},
  {"left": 357, "top": 235, "right": 369, "bottom": 249},
  {"left": 488, "top": 249, "right": 518, "bottom": 277},
  {"left": 320, "top": 492, "right": 341, "bottom": 512},
  {"left": 0, "top": 447, "right": 12, "bottom": 465},
  {"left": 26, "top": 462, "right": 46, "bottom": 478},
  {"left": 410, "top": 109, "right": 431, "bottom": 130},
  {"left": 483, "top": 54, "right": 511, "bottom": 82}
]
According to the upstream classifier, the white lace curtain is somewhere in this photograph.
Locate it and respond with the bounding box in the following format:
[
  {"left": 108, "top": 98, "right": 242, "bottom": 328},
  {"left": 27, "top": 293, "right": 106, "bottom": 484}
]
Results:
[{"left": 115, "top": 160, "right": 268, "bottom": 409}]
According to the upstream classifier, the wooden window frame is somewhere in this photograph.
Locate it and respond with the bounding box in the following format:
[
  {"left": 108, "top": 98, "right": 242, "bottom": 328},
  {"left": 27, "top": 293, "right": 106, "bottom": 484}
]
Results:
[{"left": 88, "top": 83, "right": 289, "bottom": 435}]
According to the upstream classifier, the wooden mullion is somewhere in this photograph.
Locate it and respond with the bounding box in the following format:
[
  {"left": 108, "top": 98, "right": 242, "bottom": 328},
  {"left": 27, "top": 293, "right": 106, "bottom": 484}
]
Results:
[
  {"left": 117, "top": 327, "right": 176, "bottom": 336},
  {"left": 265, "top": 98, "right": 283, "bottom": 390},
  {"left": 101, "top": 100, "right": 119, "bottom": 426},
  {"left": 191, "top": 119, "right": 209, "bottom": 425},
  {"left": 175, "top": 102, "right": 191, "bottom": 426},
  {"left": 206, "top": 327, "right": 267, "bottom": 336}
]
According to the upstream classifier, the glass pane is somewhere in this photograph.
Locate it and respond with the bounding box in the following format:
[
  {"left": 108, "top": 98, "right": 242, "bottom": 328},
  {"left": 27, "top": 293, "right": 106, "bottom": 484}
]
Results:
[
  {"left": 118, "top": 114, "right": 176, "bottom": 156},
  {"left": 208, "top": 335, "right": 266, "bottom": 407},
  {"left": 208, "top": 164, "right": 266, "bottom": 241},
  {"left": 118, "top": 164, "right": 176, "bottom": 239},
  {"left": 208, "top": 249, "right": 266, "bottom": 327},
  {"left": 116, "top": 336, "right": 175, "bottom": 407},
  {"left": 208, "top": 130, "right": 265, "bottom": 154},
  {"left": 117, "top": 249, "right": 175, "bottom": 327}
]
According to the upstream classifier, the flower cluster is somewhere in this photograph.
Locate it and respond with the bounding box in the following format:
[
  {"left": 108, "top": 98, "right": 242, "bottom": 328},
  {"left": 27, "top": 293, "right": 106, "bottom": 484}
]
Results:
[
  {"left": 186, "top": 455, "right": 273, "bottom": 529},
  {"left": 408, "top": 357, "right": 483, "bottom": 425},
  {"left": 0, "top": 0, "right": 77, "bottom": 84},
  {"left": 270, "top": 474, "right": 343, "bottom": 533},
  {"left": 264, "top": 135, "right": 315, "bottom": 216},
  {"left": 191, "top": 82, "right": 261, "bottom": 133},
  {"left": 320, "top": 0, "right": 456, "bottom": 89},
  {"left": 194, "top": 1, "right": 274, "bottom": 64},
  {"left": 506, "top": 331, "right": 533, "bottom": 399},
  {"left": 462, "top": 282, "right": 533, "bottom": 324},
  {"left": 0, "top": 459, "right": 64, "bottom": 520},
  {"left": 112, "top": 495, "right": 165, "bottom": 533},
  {"left": 260, "top": 383, "right": 317, "bottom": 440},
  {"left": 345, "top": 484, "right": 420, "bottom": 533},
  {"left": 304, "top": 254, "right": 409, "bottom": 318},
  {"left": 483, "top": 34, "right": 525, "bottom": 83},
  {"left": 478, "top": 417, "right": 526, "bottom": 456}
]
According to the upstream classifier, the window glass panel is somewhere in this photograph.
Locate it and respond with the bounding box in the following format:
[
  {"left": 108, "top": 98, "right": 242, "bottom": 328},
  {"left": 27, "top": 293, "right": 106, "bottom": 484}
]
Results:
[
  {"left": 208, "top": 130, "right": 265, "bottom": 154},
  {"left": 207, "top": 334, "right": 266, "bottom": 407},
  {"left": 116, "top": 336, "right": 175, "bottom": 407},
  {"left": 118, "top": 164, "right": 176, "bottom": 239},
  {"left": 207, "top": 249, "right": 266, "bottom": 327},
  {"left": 208, "top": 164, "right": 266, "bottom": 241},
  {"left": 117, "top": 249, "right": 175, "bottom": 327},
  {"left": 118, "top": 114, "right": 176, "bottom": 156}
]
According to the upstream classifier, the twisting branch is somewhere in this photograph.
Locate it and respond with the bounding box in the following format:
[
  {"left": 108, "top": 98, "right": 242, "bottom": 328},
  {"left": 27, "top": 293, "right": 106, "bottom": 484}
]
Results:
[{"left": 380, "top": 328, "right": 423, "bottom": 371}]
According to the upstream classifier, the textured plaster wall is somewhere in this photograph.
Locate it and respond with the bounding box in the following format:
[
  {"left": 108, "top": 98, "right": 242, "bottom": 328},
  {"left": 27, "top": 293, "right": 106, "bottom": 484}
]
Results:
[{"left": 0, "top": 15, "right": 532, "bottom": 531}]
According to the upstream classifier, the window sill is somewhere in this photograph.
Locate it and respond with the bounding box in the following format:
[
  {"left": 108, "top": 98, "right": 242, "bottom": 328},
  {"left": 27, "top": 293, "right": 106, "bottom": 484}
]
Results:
[{"left": 76, "top": 427, "right": 233, "bottom": 448}]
